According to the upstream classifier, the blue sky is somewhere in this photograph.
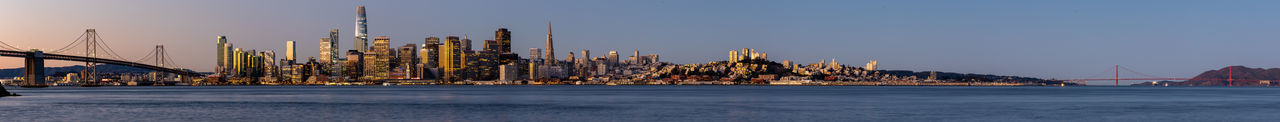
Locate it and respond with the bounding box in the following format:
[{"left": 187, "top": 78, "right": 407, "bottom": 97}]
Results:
[{"left": 3, "top": 0, "right": 1280, "bottom": 85}]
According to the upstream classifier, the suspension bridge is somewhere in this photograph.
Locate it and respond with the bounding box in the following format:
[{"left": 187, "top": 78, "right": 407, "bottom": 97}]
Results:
[
  {"left": 0, "top": 29, "right": 202, "bottom": 88},
  {"left": 1066, "top": 65, "right": 1263, "bottom": 86}
]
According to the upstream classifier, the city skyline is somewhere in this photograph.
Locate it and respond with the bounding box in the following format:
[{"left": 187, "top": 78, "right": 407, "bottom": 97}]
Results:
[{"left": 5, "top": 0, "right": 1280, "bottom": 83}]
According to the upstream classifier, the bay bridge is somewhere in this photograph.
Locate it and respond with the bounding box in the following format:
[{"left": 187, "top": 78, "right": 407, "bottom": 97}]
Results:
[{"left": 0, "top": 29, "right": 202, "bottom": 88}]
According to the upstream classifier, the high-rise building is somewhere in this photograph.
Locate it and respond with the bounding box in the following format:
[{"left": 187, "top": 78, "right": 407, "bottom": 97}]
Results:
[
  {"left": 216, "top": 36, "right": 227, "bottom": 74},
  {"left": 366, "top": 36, "right": 391, "bottom": 80},
  {"left": 439, "top": 36, "right": 465, "bottom": 81},
  {"left": 530, "top": 48, "right": 542, "bottom": 60},
  {"left": 361, "top": 51, "right": 378, "bottom": 80},
  {"left": 344, "top": 50, "right": 363, "bottom": 80},
  {"left": 326, "top": 29, "right": 342, "bottom": 75},
  {"left": 353, "top": 5, "right": 368, "bottom": 52},
  {"left": 483, "top": 40, "right": 499, "bottom": 52},
  {"left": 865, "top": 60, "right": 877, "bottom": 71},
  {"left": 285, "top": 41, "right": 296, "bottom": 64},
  {"left": 630, "top": 50, "right": 640, "bottom": 63},
  {"left": 319, "top": 38, "right": 333, "bottom": 64},
  {"left": 544, "top": 22, "right": 555, "bottom": 65},
  {"left": 461, "top": 35, "right": 473, "bottom": 51},
  {"left": 579, "top": 50, "right": 590, "bottom": 63},
  {"left": 397, "top": 44, "right": 418, "bottom": 79},
  {"left": 223, "top": 43, "right": 233, "bottom": 74},
  {"left": 607, "top": 51, "right": 619, "bottom": 66},
  {"left": 494, "top": 28, "right": 511, "bottom": 53},
  {"left": 423, "top": 36, "right": 440, "bottom": 68},
  {"left": 233, "top": 48, "right": 244, "bottom": 76},
  {"left": 498, "top": 63, "right": 519, "bottom": 82},
  {"left": 567, "top": 52, "right": 575, "bottom": 63}
]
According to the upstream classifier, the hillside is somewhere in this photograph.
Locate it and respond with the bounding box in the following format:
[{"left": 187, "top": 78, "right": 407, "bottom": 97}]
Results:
[
  {"left": 1152, "top": 66, "right": 1280, "bottom": 86},
  {"left": 0, "top": 65, "right": 154, "bottom": 78}
]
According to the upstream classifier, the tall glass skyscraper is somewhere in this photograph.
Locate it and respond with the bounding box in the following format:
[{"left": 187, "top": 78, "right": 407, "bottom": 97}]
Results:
[
  {"left": 285, "top": 41, "right": 296, "bottom": 64},
  {"left": 353, "top": 5, "right": 368, "bottom": 52},
  {"left": 323, "top": 29, "right": 341, "bottom": 75},
  {"left": 216, "top": 36, "right": 227, "bottom": 74}
]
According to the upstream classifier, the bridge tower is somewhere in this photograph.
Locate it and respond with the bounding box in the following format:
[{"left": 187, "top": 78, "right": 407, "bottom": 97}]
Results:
[
  {"left": 153, "top": 45, "right": 168, "bottom": 82},
  {"left": 82, "top": 29, "right": 101, "bottom": 86}
]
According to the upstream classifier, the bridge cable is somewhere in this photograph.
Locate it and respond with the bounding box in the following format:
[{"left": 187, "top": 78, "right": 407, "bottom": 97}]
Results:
[
  {"left": 0, "top": 40, "right": 23, "bottom": 50},
  {"left": 48, "top": 32, "right": 88, "bottom": 53},
  {"left": 130, "top": 47, "right": 157, "bottom": 63},
  {"left": 161, "top": 48, "right": 187, "bottom": 69},
  {"left": 88, "top": 32, "right": 130, "bottom": 60},
  {"left": 1117, "top": 66, "right": 1171, "bottom": 79}
]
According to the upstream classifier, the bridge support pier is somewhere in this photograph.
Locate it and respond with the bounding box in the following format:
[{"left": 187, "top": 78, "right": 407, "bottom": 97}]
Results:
[{"left": 22, "top": 50, "right": 46, "bottom": 88}]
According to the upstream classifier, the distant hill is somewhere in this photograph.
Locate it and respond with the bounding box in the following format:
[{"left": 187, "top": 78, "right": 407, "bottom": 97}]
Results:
[
  {"left": 0, "top": 65, "right": 154, "bottom": 78},
  {"left": 1148, "top": 66, "right": 1280, "bottom": 86},
  {"left": 879, "top": 70, "right": 1071, "bottom": 85}
]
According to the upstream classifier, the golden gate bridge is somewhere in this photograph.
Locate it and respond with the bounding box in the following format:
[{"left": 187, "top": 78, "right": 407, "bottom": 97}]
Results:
[{"left": 1066, "top": 65, "right": 1261, "bottom": 86}]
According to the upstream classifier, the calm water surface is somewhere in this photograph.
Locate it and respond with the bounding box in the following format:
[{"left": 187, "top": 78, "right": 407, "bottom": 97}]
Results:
[{"left": 2, "top": 86, "right": 1279, "bottom": 122}]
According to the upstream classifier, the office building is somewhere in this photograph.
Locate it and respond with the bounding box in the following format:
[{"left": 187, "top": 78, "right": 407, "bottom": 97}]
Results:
[
  {"left": 499, "top": 63, "right": 519, "bottom": 82},
  {"left": 344, "top": 50, "right": 363, "bottom": 81},
  {"left": 353, "top": 5, "right": 368, "bottom": 52},
  {"left": 607, "top": 51, "right": 619, "bottom": 66},
  {"left": 365, "top": 36, "right": 391, "bottom": 80},
  {"left": 439, "top": 36, "right": 465, "bottom": 81},
  {"left": 397, "top": 44, "right": 418, "bottom": 79},
  {"left": 216, "top": 36, "right": 227, "bottom": 74},
  {"left": 544, "top": 22, "right": 555, "bottom": 65},
  {"left": 494, "top": 28, "right": 511, "bottom": 53},
  {"left": 285, "top": 41, "right": 296, "bottom": 64},
  {"left": 423, "top": 36, "right": 440, "bottom": 68},
  {"left": 865, "top": 60, "right": 877, "bottom": 71},
  {"left": 319, "top": 38, "right": 333, "bottom": 64},
  {"left": 461, "top": 35, "right": 472, "bottom": 51},
  {"left": 223, "top": 43, "right": 233, "bottom": 74}
]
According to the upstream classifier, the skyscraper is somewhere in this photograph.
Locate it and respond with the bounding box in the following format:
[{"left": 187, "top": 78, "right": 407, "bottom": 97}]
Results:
[
  {"left": 216, "top": 36, "right": 227, "bottom": 74},
  {"left": 397, "top": 44, "right": 418, "bottom": 79},
  {"left": 567, "top": 52, "right": 575, "bottom": 63},
  {"left": 580, "top": 50, "right": 590, "bottom": 63},
  {"left": 223, "top": 43, "right": 233, "bottom": 74},
  {"left": 233, "top": 48, "right": 244, "bottom": 76},
  {"left": 353, "top": 5, "right": 368, "bottom": 52},
  {"left": 326, "top": 29, "right": 342, "bottom": 76},
  {"left": 440, "top": 36, "right": 465, "bottom": 81},
  {"left": 326, "top": 29, "right": 340, "bottom": 62},
  {"left": 319, "top": 38, "right": 333, "bottom": 64},
  {"left": 544, "top": 22, "right": 555, "bottom": 65},
  {"left": 423, "top": 36, "right": 440, "bottom": 68},
  {"left": 285, "top": 41, "right": 296, "bottom": 64},
  {"left": 608, "top": 51, "right": 619, "bottom": 66},
  {"left": 344, "top": 50, "right": 363, "bottom": 80},
  {"left": 530, "top": 48, "right": 542, "bottom": 60},
  {"left": 367, "top": 36, "right": 391, "bottom": 80},
  {"left": 461, "top": 34, "right": 472, "bottom": 51},
  {"left": 494, "top": 28, "right": 511, "bottom": 53}
]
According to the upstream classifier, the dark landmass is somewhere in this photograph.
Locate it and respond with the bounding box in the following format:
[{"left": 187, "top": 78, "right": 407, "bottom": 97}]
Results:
[
  {"left": 879, "top": 70, "right": 1070, "bottom": 85},
  {"left": 0, "top": 65, "right": 153, "bottom": 78},
  {"left": 0, "top": 86, "right": 14, "bottom": 97},
  {"left": 1134, "top": 66, "right": 1279, "bottom": 86}
]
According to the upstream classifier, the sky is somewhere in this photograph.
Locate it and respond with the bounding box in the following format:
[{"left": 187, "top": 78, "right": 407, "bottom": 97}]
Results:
[{"left": 4, "top": 0, "right": 1280, "bottom": 85}]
